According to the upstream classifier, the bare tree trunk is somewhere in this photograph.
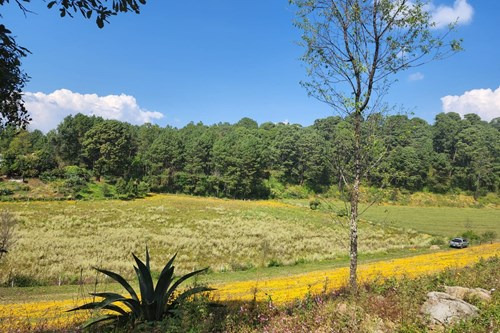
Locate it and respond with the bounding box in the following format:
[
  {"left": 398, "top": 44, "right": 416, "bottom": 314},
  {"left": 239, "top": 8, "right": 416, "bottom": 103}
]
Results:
[
  {"left": 349, "top": 175, "right": 359, "bottom": 291},
  {"left": 474, "top": 174, "right": 481, "bottom": 200},
  {"left": 349, "top": 111, "right": 362, "bottom": 292}
]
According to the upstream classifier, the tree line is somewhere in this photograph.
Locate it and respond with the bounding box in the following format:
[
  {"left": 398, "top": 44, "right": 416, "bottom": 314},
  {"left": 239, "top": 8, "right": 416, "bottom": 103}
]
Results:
[{"left": 0, "top": 112, "right": 498, "bottom": 199}]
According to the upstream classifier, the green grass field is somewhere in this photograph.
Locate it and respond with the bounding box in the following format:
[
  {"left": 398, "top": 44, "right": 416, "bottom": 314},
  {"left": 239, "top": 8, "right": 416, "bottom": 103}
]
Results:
[
  {"left": 362, "top": 204, "right": 500, "bottom": 236},
  {"left": 286, "top": 199, "right": 500, "bottom": 236}
]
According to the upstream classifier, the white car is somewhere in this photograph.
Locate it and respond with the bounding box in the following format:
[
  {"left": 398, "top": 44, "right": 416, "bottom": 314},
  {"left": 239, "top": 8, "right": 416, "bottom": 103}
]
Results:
[{"left": 449, "top": 238, "right": 469, "bottom": 249}]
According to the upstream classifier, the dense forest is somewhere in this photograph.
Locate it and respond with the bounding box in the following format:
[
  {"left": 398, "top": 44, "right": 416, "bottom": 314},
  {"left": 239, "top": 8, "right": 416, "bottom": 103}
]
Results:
[{"left": 0, "top": 112, "right": 498, "bottom": 199}]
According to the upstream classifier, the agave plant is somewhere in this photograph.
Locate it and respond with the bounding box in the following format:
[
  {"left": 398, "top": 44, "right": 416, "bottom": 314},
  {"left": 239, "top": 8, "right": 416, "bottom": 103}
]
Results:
[{"left": 69, "top": 248, "right": 213, "bottom": 328}]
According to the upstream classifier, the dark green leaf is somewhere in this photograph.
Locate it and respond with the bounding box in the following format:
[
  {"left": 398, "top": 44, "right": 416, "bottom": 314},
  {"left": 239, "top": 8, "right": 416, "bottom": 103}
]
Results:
[
  {"left": 171, "top": 286, "right": 215, "bottom": 307},
  {"left": 165, "top": 267, "right": 208, "bottom": 302},
  {"left": 94, "top": 267, "right": 139, "bottom": 302},
  {"left": 132, "top": 253, "right": 155, "bottom": 303},
  {"left": 145, "top": 245, "right": 150, "bottom": 271}
]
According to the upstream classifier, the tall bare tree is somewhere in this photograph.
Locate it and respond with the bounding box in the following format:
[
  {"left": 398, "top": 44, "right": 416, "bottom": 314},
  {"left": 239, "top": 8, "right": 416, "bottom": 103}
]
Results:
[{"left": 293, "top": 0, "right": 462, "bottom": 290}]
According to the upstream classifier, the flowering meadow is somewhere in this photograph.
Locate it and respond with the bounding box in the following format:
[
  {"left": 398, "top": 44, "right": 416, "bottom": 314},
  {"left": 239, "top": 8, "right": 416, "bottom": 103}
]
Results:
[{"left": 1, "top": 243, "right": 498, "bottom": 331}]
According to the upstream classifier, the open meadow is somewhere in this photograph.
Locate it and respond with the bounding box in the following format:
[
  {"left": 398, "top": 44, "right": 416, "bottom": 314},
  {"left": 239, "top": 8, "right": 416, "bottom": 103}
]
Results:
[
  {"left": 0, "top": 194, "right": 499, "bottom": 332},
  {"left": 286, "top": 198, "right": 500, "bottom": 237},
  {"left": 0, "top": 194, "right": 498, "bottom": 287}
]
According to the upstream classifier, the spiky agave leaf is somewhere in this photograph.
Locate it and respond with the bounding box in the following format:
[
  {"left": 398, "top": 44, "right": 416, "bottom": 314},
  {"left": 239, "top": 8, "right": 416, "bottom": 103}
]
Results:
[
  {"left": 132, "top": 253, "right": 155, "bottom": 304},
  {"left": 133, "top": 252, "right": 158, "bottom": 320},
  {"left": 89, "top": 292, "right": 141, "bottom": 315},
  {"left": 67, "top": 301, "right": 128, "bottom": 316},
  {"left": 68, "top": 292, "right": 140, "bottom": 317},
  {"left": 68, "top": 293, "right": 135, "bottom": 329},
  {"left": 170, "top": 286, "right": 216, "bottom": 309},
  {"left": 164, "top": 267, "right": 209, "bottom": 305},
  {"left": 94, "top": 267, "right": 139, "bottom": 302},
  {"left": 145, "top": 245, "right": 150, "bottom": 270},
  {"left": 153, "top": 253, "right": 177, "bottom": 320}
]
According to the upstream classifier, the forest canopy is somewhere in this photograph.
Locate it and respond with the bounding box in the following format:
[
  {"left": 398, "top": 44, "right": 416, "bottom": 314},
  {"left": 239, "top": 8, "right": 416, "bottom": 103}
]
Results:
[{"left": 0, "top": 112, "right": 498, "bottom": 199}]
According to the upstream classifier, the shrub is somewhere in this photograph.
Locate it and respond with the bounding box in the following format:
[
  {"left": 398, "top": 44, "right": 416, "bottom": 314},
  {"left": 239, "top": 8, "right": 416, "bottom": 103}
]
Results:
[
  {"left": 480, "top": 231, "right": 497, "bottom": 244},
  {"left": 101, "top": 183, "right": 112, "bottom": 198},
  {"left": 264, "top": 175, "right": 286, "bottom": 199},
  {"left": 137, "top": 181, "right": 150, "bottom": 197},
  {"left": 69, "top": 247, "right": 213, "bottom": 329},
  {"left": 63, "top": 165, "right": 90, "bottom": 182},
  {"left": 0, "top": 188, "right": 13, "bottom": 196},
  {"left": 115, "top": 178, "right": 127, "bottom": 195},
  {"left": 430, "top": 237, "right": 445, "bottom": 246},
  {"left": 461, "top": 230, "right": 481, "bottom": 244},
  {"left": 39, "top": 168, "right": 65, "bottom": 182},
  {"left": 309, "top": 198, "right": 321, "bottom": 210},
  {"left": 126, "top": 179, "right": 138, "bottom": 197},
  {"left": 282, "top": 185, "right": 310, "bottom": 199},
  {"left": 55, "top": 166, "right": 91, "bottom": 197},
  {"left": 6, "top": 274, "right": 45, "bottom": 287},
  {"left": 267, "top": 259, "right": 283, "bottom": 267}
]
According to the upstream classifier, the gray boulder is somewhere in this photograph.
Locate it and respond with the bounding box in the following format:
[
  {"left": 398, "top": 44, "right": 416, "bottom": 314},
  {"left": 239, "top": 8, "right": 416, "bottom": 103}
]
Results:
[
  {"left": 444, "top": 286, "right": 492, "bottom": 302},
  {"left": 421, "top": 292, "right": 479, "bottom": 325}
]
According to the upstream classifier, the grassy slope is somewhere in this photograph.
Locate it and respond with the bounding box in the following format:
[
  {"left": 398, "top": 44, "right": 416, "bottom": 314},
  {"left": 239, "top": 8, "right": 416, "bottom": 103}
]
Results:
[
  {"left": 0, "top": 194, "right": 437, "bottom": 286},
  {"left": 0, "top": 194, "right": 498, "bottom": 304},
  {"left": 362, "top": 204, "right": 500, "bottom": 236},
  {"left": 286, "top": 199, "right": 500, "bottom": 237}
]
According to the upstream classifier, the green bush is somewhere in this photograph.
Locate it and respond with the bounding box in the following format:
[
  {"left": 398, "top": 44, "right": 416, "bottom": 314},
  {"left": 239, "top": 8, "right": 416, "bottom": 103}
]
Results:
[
  {"left": 101, "top": 183, "right": 112, "bottom": 198},
  {"left": 5, "top": 274, "right": 46, "bottom": 287},
  {"left": 264, "top": 175, "right": 286, "bottom": 199},
  {"left": 430, "top": 237, "right": 446, "bottom": 246},
  {"left": 39, "top": 168, "right": 65, "bottom": 182},
  {"left": 309, "top": 198, "right": 321, "bottom": 210},
  {"left": 477, "top": 192, "right": 500, "bottom": 206},
  {"left": 0, "top": 188, "right": 13, "bottom": 196},
  {"left": 481, "top": 231, "right": 497, "bottom": 244},
  {"left": 461, "top": 230, "right": 481, "bottom": 244},
  {"left": 137, "top": 181, "right": 150, "bottom": 197},
  {"left": 63, "top": 165, "right": 90, "bottom": 182},
  {"left": 282, "top": 185, "right": 310, "bottom": 199},
  {"left": 115, "top": 178, "right": 127, "bottom": 196},
  {"left": 267, "top": 259, "right": 283, "bottom": 267},
  {"left": 55, "top": 166, "right": 91, "bottom": 198}
]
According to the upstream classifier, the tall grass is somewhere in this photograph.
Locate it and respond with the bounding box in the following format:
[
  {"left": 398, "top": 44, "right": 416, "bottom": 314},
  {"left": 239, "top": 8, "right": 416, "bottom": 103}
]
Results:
[{"left": 0, "top": 194, "right": 432, "bottom": 285}]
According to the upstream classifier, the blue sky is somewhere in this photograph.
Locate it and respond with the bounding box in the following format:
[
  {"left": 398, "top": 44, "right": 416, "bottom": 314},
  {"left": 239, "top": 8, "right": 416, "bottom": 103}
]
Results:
[{"left": 2, "top": 0, "right": 499, "bottom": 132}]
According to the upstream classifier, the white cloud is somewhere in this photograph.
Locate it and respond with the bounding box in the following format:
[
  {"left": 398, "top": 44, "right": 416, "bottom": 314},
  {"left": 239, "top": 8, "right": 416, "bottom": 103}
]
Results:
[
  {"left": 24, "top": 89, "right": 164, "bottom": 132},
  {"left": 441, "top": 87, "right": 500, "bottom": 121},
  {"left": 408, "top": 72, "right": 424, "bottom": 81},
  {"left": 428, "top": 0, "right": 474, "bottom": 29}
]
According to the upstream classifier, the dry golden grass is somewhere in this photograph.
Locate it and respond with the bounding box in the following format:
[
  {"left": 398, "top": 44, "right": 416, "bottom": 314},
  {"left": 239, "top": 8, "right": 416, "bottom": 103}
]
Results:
[{"left": 0, "top": 194, "right": 431, "bottom": 285}]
